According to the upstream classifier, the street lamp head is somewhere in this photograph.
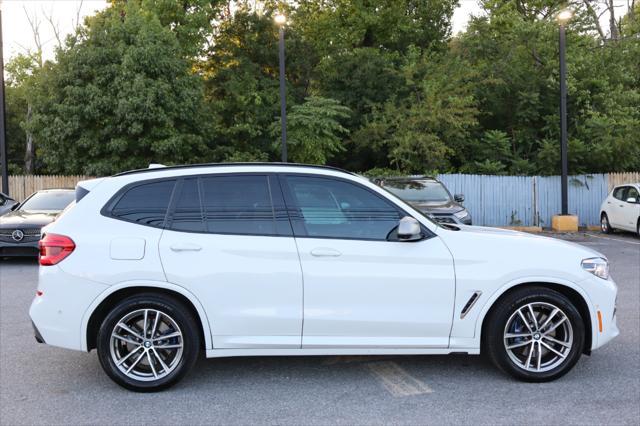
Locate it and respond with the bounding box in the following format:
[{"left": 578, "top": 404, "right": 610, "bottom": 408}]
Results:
[
  {"left": 556, "top": 8, "right": 573, "bottom": 24},
  {"left": 274, "top": 13, "right": 286, "bottom": 26}
]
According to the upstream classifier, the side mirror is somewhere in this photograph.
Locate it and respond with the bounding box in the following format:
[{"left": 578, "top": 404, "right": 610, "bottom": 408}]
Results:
[
  {"left": 397, "top": 216, "right": 422, "bottom": 241},
  {"left": 626, "top": 197, "right": 638, "bottom": 204},
  {"left": 454, "top": 194, "right": 465, "bottom": 203}
]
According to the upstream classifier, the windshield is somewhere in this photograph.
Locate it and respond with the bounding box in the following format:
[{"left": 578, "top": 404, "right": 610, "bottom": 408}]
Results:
[
  {"left": 19, "top": 191, "right": 75, "bottom": 211},
  {"left": 382, "top": 180, "right": 452, "bottom": 203}
]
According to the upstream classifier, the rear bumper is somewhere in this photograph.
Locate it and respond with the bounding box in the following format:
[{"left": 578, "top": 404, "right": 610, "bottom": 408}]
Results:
[
  {"left": 32, "top": 321, "right": 45, "bottom": 344},
  {"left": 29, "top": 265, "right": 108, "bottom": 351}
]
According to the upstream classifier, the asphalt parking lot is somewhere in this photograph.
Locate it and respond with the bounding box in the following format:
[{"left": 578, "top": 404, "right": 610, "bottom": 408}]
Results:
[{"left": 1, "top": 232, "right": 638, "bottom": 425}]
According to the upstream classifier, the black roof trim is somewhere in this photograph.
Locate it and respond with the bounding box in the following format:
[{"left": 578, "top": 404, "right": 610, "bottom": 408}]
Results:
[{"left": 113, "top": 162, "right": 354, "bottom": 177}]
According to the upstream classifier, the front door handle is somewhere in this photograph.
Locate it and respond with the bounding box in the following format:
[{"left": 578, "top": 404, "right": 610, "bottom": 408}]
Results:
[
  {"left": 310, "top": 247, "right": 342, "bottom": 257},
  {"left": 170, "top": 243, "right": 202, "bottom": 252}
]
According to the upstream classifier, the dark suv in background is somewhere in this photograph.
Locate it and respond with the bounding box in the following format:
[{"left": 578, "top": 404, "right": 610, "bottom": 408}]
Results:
[{"left": 374, "top": 176, "right": 472, "bottom": 225}]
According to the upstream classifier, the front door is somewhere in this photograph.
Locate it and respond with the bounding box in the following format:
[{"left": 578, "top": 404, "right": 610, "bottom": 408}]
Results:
[
  {"left": 621, "top": 186, "right": 640, "bottom": 232},
  {"left": 281, "top": 174, "right": 456, "bottom": 348},
  {"left": 159, "top": 174, "right": 303, "bottom": 349}
]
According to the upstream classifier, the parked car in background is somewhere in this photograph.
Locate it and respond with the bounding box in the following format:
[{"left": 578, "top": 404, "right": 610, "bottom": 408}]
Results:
[
  {"left": 0, "top": 192, "right": 19, "bottom": 216},
  {"left": 30, "top": 163, "right": 617, "bottom": 391},
  {"left": 374, "top": 176, "right": 472, "bottom": 225},
  {"left": 0, "top": 189, "right": 75, "bottom": 257},
  {"left": 600, "top": 183, "right": 640, "bottom": 237}
]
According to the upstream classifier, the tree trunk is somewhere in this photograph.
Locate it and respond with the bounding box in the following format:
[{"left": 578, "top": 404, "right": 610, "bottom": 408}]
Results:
[
  {"left": 24, "top": 103, "right": 35, "bottom": 174},
  {"left": 608, "top": 0, "right": 620, "bottom": 40}
]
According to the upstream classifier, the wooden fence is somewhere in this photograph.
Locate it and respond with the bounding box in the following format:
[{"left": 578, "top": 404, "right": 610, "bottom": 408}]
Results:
[
  {"left": 608, "top": 172, "right": 640, "bottom": 191},
  {"left": 4, "top": 175, "right": 95, "bottom": 202}
]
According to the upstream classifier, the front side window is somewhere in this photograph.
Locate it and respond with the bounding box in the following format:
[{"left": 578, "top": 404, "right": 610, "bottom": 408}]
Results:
[
  {"left": 284, "top": 175, "right": 402, "bottom": 240},
  {"left": 613, "top": 187, "right": 627, "bottom": 200},
  {"left": 111, "top": 180, "right": 175, "bottom": 227}
]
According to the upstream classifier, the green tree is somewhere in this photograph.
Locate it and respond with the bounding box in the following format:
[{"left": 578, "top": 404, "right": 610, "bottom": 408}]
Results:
[
  {"left": 275, "top": 96, "right": 351, "bottom": 164},
  {"left": 27, "top": 1, "right": 212, "bottom": 175}
]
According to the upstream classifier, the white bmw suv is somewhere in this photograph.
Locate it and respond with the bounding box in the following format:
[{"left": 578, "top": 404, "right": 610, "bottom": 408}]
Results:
[{"left": 30, "top": 163, "right": 619, "bottom": 391}]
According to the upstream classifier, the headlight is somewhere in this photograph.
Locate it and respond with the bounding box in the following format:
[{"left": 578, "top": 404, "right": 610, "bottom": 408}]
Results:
[
  {"left": 454, "top": 210, "right": 469, "bottom": 219},
  {"left": 581, "top": 257, "right": 609, "bottom": 280}
]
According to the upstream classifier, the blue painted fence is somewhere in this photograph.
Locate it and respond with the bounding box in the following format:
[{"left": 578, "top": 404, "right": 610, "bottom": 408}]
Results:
[{"left": 436, "top": 174, "right": 610, "bottom": 227}]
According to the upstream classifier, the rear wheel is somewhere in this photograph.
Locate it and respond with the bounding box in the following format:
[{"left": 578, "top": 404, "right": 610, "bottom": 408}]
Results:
[
  {"left": 484, "top": 287, "right": 585, "bottom": 382},
  {"left": 601, "top": 213, "right": 613, "bottom": 234},
  {"left": 97, "top": 293, "right": 200, "bottom": 392}
]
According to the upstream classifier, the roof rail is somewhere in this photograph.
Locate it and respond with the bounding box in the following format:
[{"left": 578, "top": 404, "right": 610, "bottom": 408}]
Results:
[{"left": 113, "top": 162, "right": 354, "bottom": 177}]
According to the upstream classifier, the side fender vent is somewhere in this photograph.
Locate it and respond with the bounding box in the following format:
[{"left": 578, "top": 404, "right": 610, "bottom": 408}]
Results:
[{"left": 460, "top": 291, "right": 482, "bottom": 319}]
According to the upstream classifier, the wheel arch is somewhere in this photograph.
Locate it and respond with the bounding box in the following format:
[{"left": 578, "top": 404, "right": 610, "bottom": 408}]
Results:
[
  {"left": 477, "top": 280, "right": 594, "bottom": 355},
  {"left": 82, "top": 281, "right": 212, "bottom": 352}
]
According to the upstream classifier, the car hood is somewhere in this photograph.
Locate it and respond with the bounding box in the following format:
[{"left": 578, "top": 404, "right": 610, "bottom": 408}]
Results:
[
  {"left": 435, "top": 225, "right": 605, "bottom": 284},
  {"left": 0, "top": 210, "right": 59, "bottom": 228},
  {"left": 409, "top": 199, "right": 464, "bottom": 214}
]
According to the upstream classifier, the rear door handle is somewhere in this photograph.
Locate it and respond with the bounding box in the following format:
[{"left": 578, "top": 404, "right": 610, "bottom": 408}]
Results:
[
  {"left": 170, "top": 243, "right": 202, "bottom": 252},
  {"left": 310, "top": 248, "right": 342, "bottom": 257}
]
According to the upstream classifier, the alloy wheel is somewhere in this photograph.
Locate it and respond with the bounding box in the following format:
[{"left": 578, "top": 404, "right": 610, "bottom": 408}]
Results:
[
  {"left": 109, "top": 309, "right": 184, "bottom": 382},
  {"left": 503, "top": 302, "right": 573, "bottom": 373}
]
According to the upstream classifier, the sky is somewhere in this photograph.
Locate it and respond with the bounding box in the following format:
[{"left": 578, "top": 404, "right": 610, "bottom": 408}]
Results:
[{"left": 0, "top": 0, "right": 631, "bottom": 63}]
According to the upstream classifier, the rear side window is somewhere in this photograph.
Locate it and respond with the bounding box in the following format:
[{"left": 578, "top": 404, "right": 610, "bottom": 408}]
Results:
[
  {"left": 171, "top": 178, "right": 204, "bottom": 232},
  {"left": 200, "top": 175, "right": 276, "bottom": 236},
  {"left": 167, "top": 174, "right": 289, "bottom": 236},
  {"left": 111, "top": 180, "right": 175, "bottom": 227}
]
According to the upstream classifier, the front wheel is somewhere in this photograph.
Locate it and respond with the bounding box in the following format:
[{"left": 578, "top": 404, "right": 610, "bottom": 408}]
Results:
[
  {"left": 97, "top": 293, "right": 201, "bottom": 392},
  {"left": 484, "top": 287, "right": 585, "bottom": 382},
  {"left": 601, "top": 213, "right": 613, "bottom": 234}
]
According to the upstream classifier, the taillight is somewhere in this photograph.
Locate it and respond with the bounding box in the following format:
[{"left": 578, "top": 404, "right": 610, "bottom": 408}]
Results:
[{"left": 39, "top": 233, "right": 75, "bottom": 266}]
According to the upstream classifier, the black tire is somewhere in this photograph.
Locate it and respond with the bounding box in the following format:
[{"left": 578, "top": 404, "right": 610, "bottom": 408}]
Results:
[
  {"left": 484, "top": 286, "right": 585, "bottom": 382},
  {"left": 601, "top": 213, "right": 613, "bottom": 234},
  {"left": 97, "top": 293, "right": 200, "bottom": 392}
]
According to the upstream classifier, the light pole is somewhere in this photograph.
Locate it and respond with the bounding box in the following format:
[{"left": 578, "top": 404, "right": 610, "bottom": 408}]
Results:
[
  {"left": 275, "top": 13, "right": 287, "bottom": 163},
  {"left": 0, "top": 6, "right": 8, "bottom": 195},
  {"left": 557, "top": 8, "right": 573, "bottom": 215}
]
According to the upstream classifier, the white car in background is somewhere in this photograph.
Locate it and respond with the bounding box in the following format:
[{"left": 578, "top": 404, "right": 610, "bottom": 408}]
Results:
[
  {"left": 29, "top": 163, "right": 619, "bottom": 391},
  {"left": 600, "top": 183, "right": 640, "bottom": 237}
]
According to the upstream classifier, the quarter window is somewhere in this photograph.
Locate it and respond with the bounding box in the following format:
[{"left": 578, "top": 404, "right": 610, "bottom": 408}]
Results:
[
  {"left": 111, "top": 180, "right": 175, "bottom": 227},
  {"left": 626, "top": 187, "right": 639, "bottom": 201},
  {"left": 284, "top": 176, "right": 402, "bottom": 240}
]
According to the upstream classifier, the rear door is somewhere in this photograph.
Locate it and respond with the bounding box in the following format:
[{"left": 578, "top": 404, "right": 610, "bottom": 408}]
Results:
[
  {"left": 158, "top": 174, "right": 303, "bottom": 349},
  {"left": 281, "top": 174, "right": 456, "bottom": 349}
]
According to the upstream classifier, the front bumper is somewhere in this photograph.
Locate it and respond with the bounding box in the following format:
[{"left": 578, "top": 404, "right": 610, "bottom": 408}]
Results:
[
  {"left": 583, "top": 274, "right": 619, "bottom": 351},
  {"left": 0, "top": 242, "right": 39, "bottom": 257}
]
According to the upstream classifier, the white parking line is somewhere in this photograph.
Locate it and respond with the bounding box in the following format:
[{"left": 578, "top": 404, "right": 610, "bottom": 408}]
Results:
[
  {"left": 365, "top": 361, "right": 433, "bottom": 397},
  {"left": 583, "top": 233, "right": 640, "bottom": 246}
]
